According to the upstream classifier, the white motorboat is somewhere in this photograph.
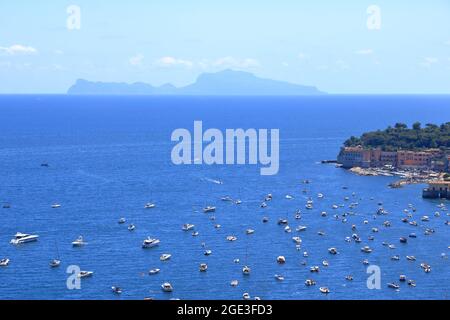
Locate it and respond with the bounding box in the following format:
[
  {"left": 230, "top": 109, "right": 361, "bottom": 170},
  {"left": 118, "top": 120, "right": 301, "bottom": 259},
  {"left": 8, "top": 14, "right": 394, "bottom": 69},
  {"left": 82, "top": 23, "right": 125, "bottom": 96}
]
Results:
[
  {"left": 118, "top": 218, "right": 126, "bottom": 224},
  {"left": 149, "top": 268, "right": 160, "bottom": 275},
  {"left": 317, "top": 193, "right": 324, "bottom": 199},
  {"left": 111, "top": 286, "right": 122, "bottom": 294},
  {"left": 182, "top": 224, "right": 195, "bottom": 231},
  {"left": 274, "top": 274, "right": 285, "bottom": 281},
  {"left": 406, "top": 255, "right": 416, "bottom": 261},
  {"left": 203, "top": 206, "right": 216, "bottom": 213},
  {"left": 51, "top": 203, "right": 61, "bottom": 209},
  {"left": 328, "top": 247, "right": 338, "bottom": 255},
  {"left": 235, "top": 199, "right": 242, "bottom": 205},
  {"left": 260, "top": 202, "right": 268, "bottom": 208},
  {"left": 310, "top": 266, "right": 320, "bottom": 273},
  {"left": 221, "top": 196, "right": 233, "bottom": 202},
  {"left": 292, "top": 236, "right": 302, "bottom": 244},
  {"left": 128, "top": 224, "right": 136, "bottom": 231},
  {"left": 160, "top": 253, "right": 172, "bottom": 261},
  {"left": 49, "top": 259, "right": 61, "bottom": 268},
  {"left": 77, "top": 271, "right": 94, "bottom": 278},
  {"left": 199, "top": 263, "right": 208, "bottom": 272},
  {"left": 285, "top": 195, "right": 294, "bottom": 200},
  {"left": 361, "top": 246, "right": 372, "bottom": 253},
  {"left": 226, "top": 235, "right": 237, "bottom": 242},
  {"left": 319, "top": 287, "right": 330, "bottom": 294},
  {"left": 144, "top": 203, "right": 156, "bottom": 209},
  {"left": 142, "top": 237, "right": 160, "bottom": 248},
  {"left": 161, "top": 282, "right": 173, "bottom": 292},
  {"left": 204, "top": 249, "right": 212, "bottom": 256},
  {"left": 242, "top": 266, "right": 251, "bottom": 275},
  {"left": 72, "top": 236, "right": 87, "bottom": 247},
  {"left": 305, "top": 279, "right": 316, "bottom": 286},
  {"left": 296, "top": 225, "right": 307, "bottom": 232},
  {"left": 230, "top": 280, "right": 239, "bottom": 287},
  {"left": 276, "top": 256, "right": 286, "bottom": 264},
  {"left": 322, "top": 260, "right": 329, "bottom": 267},
  {"left": 0, "top": 258, "right": 10, "bottom": 267},
  {"left": 242, "top": 293, "right": 251, "bottom": 300},
  {"left": 388, "top": 283, "right": 400, "bottom": 289},
  {"left": 246, "top": 229, "right": 255, "bottom": 235},
  {"left": 10, "top": 232, "right": 39, "bottom": 245}
]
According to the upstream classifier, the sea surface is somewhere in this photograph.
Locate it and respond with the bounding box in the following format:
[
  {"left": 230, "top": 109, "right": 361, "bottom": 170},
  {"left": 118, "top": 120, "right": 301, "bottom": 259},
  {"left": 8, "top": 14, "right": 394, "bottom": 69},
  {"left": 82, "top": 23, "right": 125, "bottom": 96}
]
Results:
[{"left": 0, "top": 95, "right": 449, "bottom": 300}]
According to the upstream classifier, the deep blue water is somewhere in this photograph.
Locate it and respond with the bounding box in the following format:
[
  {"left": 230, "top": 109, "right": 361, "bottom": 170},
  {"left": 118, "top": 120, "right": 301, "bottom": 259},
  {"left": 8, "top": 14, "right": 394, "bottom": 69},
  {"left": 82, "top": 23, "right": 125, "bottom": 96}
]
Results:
[{"left": 0, "top": 95, "right": 449, "bottom": 300}]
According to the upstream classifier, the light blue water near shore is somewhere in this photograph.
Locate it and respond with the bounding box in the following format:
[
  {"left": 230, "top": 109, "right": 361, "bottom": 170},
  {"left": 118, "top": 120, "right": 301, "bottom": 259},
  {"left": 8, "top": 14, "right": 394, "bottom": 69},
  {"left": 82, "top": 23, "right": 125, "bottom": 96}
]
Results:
[{"left": 0, "top": 95, "right": 449, "bottom": 300}]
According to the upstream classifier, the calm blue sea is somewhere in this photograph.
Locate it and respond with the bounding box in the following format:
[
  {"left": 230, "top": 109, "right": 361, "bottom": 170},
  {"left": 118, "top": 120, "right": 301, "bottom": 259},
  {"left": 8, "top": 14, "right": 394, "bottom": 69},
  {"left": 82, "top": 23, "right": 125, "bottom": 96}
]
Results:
[{"left": 0, "top": 95, "right": 449, "bottom": 300}]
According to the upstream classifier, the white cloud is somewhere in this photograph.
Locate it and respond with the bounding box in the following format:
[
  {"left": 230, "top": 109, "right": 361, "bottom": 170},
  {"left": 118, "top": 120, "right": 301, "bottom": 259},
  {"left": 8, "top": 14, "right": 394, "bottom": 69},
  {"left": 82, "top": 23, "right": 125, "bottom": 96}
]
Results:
[
  {"left": 129, "top": 53, "right": 144, "bottom": 66},
  {"left": 212, "top": 56, "right": 259, "bottom": 69},
  {"left": 355, "top": 49, "right": 374, "bottom": 55},
  {"left": 421, "top": 57, "right": 438, "bottom": 67},
  {"left": 298, "top": 52, "right": 309, "bottom": 60},
  {"left": 0, "top": 44, "right": 37, "bottom": 55},
  {"left": 156, "top": 56, "right": 193, "bottom": 68}
]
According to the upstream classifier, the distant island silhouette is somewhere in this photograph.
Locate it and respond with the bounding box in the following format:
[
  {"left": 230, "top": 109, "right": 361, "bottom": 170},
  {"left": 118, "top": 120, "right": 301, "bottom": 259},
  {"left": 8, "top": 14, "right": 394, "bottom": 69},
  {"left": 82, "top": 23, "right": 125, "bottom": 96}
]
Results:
[{"left": 67, "top": 69, "right": 325, "bottom": 95}]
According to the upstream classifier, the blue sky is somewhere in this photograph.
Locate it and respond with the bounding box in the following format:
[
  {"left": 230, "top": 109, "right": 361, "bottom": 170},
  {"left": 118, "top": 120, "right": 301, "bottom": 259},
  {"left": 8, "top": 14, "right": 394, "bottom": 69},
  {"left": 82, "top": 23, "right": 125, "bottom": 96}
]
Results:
[{"left": 0, "top": 0, "right": 449, "bottom": 94}]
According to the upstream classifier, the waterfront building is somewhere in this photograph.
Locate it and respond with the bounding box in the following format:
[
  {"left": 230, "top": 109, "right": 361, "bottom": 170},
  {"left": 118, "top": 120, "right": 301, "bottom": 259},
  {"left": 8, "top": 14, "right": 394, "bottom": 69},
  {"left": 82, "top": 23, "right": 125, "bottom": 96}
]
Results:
[{"left": 423, "top": 181, "right": 450, "bottom": 199}]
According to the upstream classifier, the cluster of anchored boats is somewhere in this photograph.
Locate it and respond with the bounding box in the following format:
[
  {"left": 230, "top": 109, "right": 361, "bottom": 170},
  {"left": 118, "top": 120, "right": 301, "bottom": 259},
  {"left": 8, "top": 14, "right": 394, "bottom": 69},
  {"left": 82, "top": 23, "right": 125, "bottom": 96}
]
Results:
[{"left": 1, "top": 183, "right": 449, "bottom": 299}]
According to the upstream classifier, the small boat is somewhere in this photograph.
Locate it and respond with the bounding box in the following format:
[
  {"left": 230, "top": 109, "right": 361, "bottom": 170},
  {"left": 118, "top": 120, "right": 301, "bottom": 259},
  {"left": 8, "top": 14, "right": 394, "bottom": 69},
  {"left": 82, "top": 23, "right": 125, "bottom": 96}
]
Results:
[
  {"left": 409, "top": 233, "right": 417, "bottom": 238},
  {"left": 292, "top": 236, "right": 302, "bottom": 244},
  {"left": 296, "top": 226, "right": 307, "bottom": 232},
  {"left": 388, "top": 283, "right": 400, "bottom": 289},
  {"left": 203, "top": 206, "right": 216, "bottom": 213},
  {"left": 391, "top": 255, "right": 400, "bottom": 261},
  {"left": 276, "top": 256, "right": 286, "bottom": 264},
  {"left": 192, "top": 231, "right": 199, "bottom": 237},
  {"left": 233, "top": 258, "right": 240, "bottom": 264},
  {"left": 77, "top": 271, "right": 94, "bottom": 278},
  {"left": 277, "top": 219, "right": 288, "bottom": 225},
  {"left": 408, "top": 280, "right": 416, "bottom": 287},
  {"left": 322, "top": 260, "right": 329, "bottom": 267},
  {"left": 345, "top": 275, "right": 353, "bottom": 281},
  {"left": 317, "top": 193, "right": 324, "bottom": 199},
  {"left": 361, "top": 246, "right": 372, "bottom": 253},
  {"left": 285, "top": 195, "right": 294, "bottom": 200},
  {"left": 2, "top": 203, "right": 11, "bottom": 209},
  {"left": 319, "top": 287, "right": 330, "bottom": 294},
  {"left": 303, "top": 251, "right": 309, "bottom": 257},
  {"left": 10, "top": 232, "right": 39, "bottom": 245},
  {"left": 128, "top": 224, "right": 136, "bottom": 231},
  {"left": 49, "top": 259, "right": 61, "bottom": 268},
  {"left": 406, "top": 256, "right": 416, "bottom": 261},
  {"left": 262, "top": 217, "right": 269, "bottom": 223},
  {"left": 274, "top": 274, "right": 284, "bottom": 281},
  {"left": 0, "top": 258, "right": 10, "bottom": 267},
  {"left": 318, "top": 231, "right": 326, "bottom": 236},
  {"left": 230, "top": 280, "right": 239, "bottom": 287},
  {"left": 149, "top": 268, "right": 161, "bottom": 275},
  {"left": 420, "top": 263, "right": 431, "bottom": 273},
  {"left": 72, "top": 236, "right": 87, "bottom": 247},
  {"left": 260, "top": 202, "right": 268, "bottom": 208},
  {"left": 221, "top": 196, "right": 233, "bottom": 202},
  {"left": 421, "top": 216, "right": 430, "bottom": 222},
  {"left": 328, "top": 247, "right": 338, "bottom": 255},
  {"left": 51, "top": 203, "right": 61, "bottom": 209},
  {"left": 118, "top": 218, "right": 126, "bottom": 224},
  {"left": 265, "top": 194, "right": 273, "bottom": 201},
  {"left": 362, "top": 259, "right": 370, "bottom": 265},
  {"left": 284, "top": 226, "right": 292, "bottom": 233},
  {"left": 142, "top": 237, "right": 160, "bottom": 248},
  {"left": 160, "top": 254, "right": 172, "bottom": 261},
  {"left": 199, "top": 263, "right": 208, "bottom": 272},
  {"left": 235, "top": 199, "right": 242, "bottom": 205},
  {"left": 321, "top": 211, "right": 327, "bottom": 217},
  {"left": 111, "top": 286, "right": 122, "bottom": 294},
  {"left": 226, "top": 235, "right": 237, "bottom": 242},
  {"left": 305, "top": 279, "right": 316, "bottom": 286},
  {"left": 144, "top": 203, "right": 156, "bottom": 209},
  {"left": 242, "top": 266, "right": 251, "bottom": 275},
  {"left": 332, "top": 204, "right": 338, "bottom": 210},
  {"left": 399, "top": 237, "right": 407, "bottom": 243},
  {"left": 399, "top": 275, "right": 406, "bottom": 282},
  {"left": 310, "top": 266, "right": 320, "bottom": 273},
  {"left": 161, "top": 282, "right": 173, "bottom": 292},
  {"left": 305, "top": 204, "right": 313, "bottom": 210},
  {"left": 242, "top": 293, "right": 251, "bottom": 300},
  {"left": 204, "top": 249, "right": 212, "bottom": 256},
  {"left": 246, "top": 229, "right": 255, "bottom": 235},
  {"left": 182, "top": 224, "right": 195, "bottom": 231}
]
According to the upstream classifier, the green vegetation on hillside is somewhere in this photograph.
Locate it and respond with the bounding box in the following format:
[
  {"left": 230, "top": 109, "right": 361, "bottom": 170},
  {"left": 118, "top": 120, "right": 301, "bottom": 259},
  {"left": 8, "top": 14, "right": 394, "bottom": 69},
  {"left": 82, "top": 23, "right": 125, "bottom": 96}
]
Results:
[{"left": 344, "top": 122, "right": 450, "bottom": 151}]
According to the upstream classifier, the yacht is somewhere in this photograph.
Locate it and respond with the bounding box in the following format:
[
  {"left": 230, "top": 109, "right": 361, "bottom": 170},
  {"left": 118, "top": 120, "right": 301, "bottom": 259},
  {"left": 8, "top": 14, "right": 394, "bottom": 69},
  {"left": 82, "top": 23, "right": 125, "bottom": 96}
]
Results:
[
  {"left": 72, "top": 236, "right": 87, "bottom": 247},
  {"left": 319, "top": 287, "right": 330, "bottom": 294},
  {"left": 391, "top": 255, "right": 400, "bottom": 261},
  {"left": 182, "top": 224, "right": 195, "bottom": 231},
  {"left": 199, "top": 263, "right": 208, "bottom": 272},
  {"left": 284, "top": 226, "right": 292, "bottom": 233},
  {"left": 406, "top": 256, "right": 416, "bottom": 261},
  {"left": 310, "top": 266, "right": 320, "bottom": 273},
  {"left": 399, "top": 275, "right": 406, "bottom": 282},
  {"left": 149, "top": 268, "right": 160, "bottom": 275},
  {"left": 420, "top": 263, "right": 431, "bottom": 273},
  {"left": 0, "top": 258, "right": 10, "bottom": 267},
  {"left": 77, "top": 271, "right": 94, "bottom": 278},
  {"left": 51, "top": 203, "right": 61, "bottom": 209},
  {"left": 221, "top": 196, "right": 233, "bottom": 202},
  {"left": 292, "top": 237, "right": 302, "bottom": 244},
  {"left": 203, "top": 206, "right": 216, "bottom": 213},
  {"left": 276, "top": 256, "right": 286, "bottom": 264},
  {"left": 118, "top": 218, "right": 126, "bottom": 224},
  {"left": 226, "top": 235, "right": 237, "bottom": 242},
  {"left": 128, "top": 224, "right": 136, "bottom": 231},
  {"left": 246, "top": 229, "right": 255, "bottom": 235},
  {"left": 192, "top": 231, "right": 199, "bottom": 237},
  {"left": 328, "top": 247, "right": 338, "bottom": 255},
  {"left": 274, "top": 274, "right": 285, "bottom": 281},
  {"left": 285, "top": 195, "right": 294, "bottom": 200},
  {"left": 10, "top": 232, "right": 39, "bottom": 245},
  {"left": 421, "top": 216, "right": 430, "bottom": 222},
  {"left": 277, "top": 219, "right": 288, "bottom": 225},
  {"left": 230, "top": 280, "right": 239, "bottom": 287},
  {"left": 305, "top": 279, "right": 316, "bottom": 286},
  {"left": 242, "top": 266, "right": 251, "bottom": 275},
  {"left": 161, "top": 282, "right": 173, "bottom": 292},
  {"left": 361, "top": 246, "right": 372, "bottom": 253},
  {"left": 49, "top": 259, "right": 61, "bottom": 268},
  {"left": 296, "top": 226, "right": 307, "bottom": 232},
  {"left": 111, "top": 286, "right": 122, "bottom": 294},
  {"left": 142, "top": 237, "right": 160, "bottom": 248},
  {"left": 144, "top": 203, "right": 156, "bottom": 209},
  {"left": 160, "top": 254, "right": 172, "bottom": 261}
]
